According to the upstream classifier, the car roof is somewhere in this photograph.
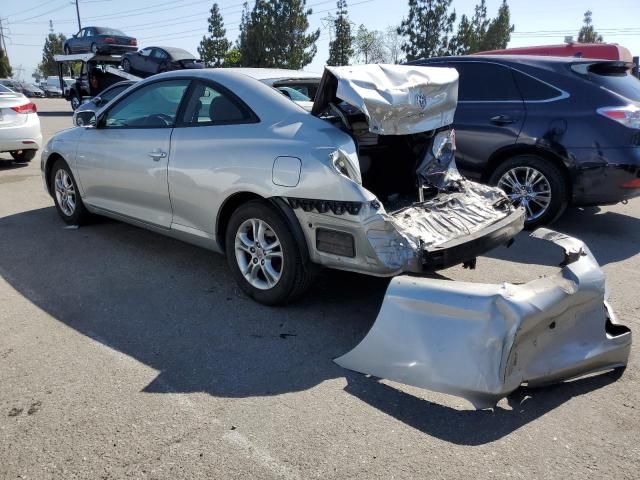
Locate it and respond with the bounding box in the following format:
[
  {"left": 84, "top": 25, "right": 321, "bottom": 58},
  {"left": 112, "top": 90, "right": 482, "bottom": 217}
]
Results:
[
  {"left": 415, "top": 54, "right": 621, "bottom": 66},
  {"left": 221, "top": 68, "right": 321, "bottom": 81}
]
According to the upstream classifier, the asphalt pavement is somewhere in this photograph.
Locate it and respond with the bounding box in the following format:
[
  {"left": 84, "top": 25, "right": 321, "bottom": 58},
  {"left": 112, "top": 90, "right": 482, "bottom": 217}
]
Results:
[{"left": 1, "top": 98, "right": 639, "bottom": 479}]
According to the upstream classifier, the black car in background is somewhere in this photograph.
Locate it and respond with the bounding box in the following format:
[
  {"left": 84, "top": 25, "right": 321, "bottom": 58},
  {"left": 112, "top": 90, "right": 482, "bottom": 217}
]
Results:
[
  {"left": 410, "top": 55, "right": 640, "bottom": 227},
  {"left": 20, "top": 83, "right": 45, "bottom": 98},
  {"left": 63, "top": 26, "right": 137, "bottom": 55},
  {"left": 75, "top": 80, "right": 136, "bottom": 115},
  {"left": 121, "top": 47, "right": 203, "bottom": 77}
]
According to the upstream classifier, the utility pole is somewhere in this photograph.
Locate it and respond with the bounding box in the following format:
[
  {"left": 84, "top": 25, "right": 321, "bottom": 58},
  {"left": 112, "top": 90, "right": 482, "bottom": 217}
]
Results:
[
  {"left": 74, "top": 0, "right": 82, "bottom": 31},
  {"left": 0, "top": 17, "right": 9, "bottom": 66}
]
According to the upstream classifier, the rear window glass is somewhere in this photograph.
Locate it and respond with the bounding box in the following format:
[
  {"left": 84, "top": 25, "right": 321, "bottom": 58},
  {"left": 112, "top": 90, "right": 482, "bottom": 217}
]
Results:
[
  {"left": 95, "top": 27, "right": 126, "bottom": 36},
  {"left": 450, "top": 62, "right": 521, "bottom": 102},
  {"left": 588, "top": 69, "right": 640, "bottom": 102},
  {"left": 512, "top": 71, "right": 562, "bottom": 101}
]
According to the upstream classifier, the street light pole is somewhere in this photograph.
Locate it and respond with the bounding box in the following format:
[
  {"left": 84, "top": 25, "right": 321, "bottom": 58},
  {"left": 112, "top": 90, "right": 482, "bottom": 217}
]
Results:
[{"left": 75, "top": 0, "right": 82, "bottom": 31}]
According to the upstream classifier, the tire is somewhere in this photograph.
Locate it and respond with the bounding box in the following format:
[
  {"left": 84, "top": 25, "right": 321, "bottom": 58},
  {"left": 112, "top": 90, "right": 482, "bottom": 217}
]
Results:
[
  {"left": 488, "top": 154, "right": 568, "bottom": 229},
  {"left": 64, "top": 45, "right": 71, "bottom": 55},
  {"left": 225, "top": 200, "right": 314, "bottom": 305},
  {"left": 122, "top": 58, "right": 131, "bottom": 73},
  {"left": 90, "top": 43, "right": 98, "bottom": 54},
  {"left": 10, "top": 150, "right": 37, "bottom": 163},
  {"left": 70, "top": 94, "right": 81, "bottom": 111},
  {"left": 50, "top": 159, "right": 89, "bottom": 225}
]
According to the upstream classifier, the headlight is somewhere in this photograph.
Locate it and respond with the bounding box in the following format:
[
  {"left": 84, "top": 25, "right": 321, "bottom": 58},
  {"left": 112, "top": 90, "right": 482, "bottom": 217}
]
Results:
[{"left": 329, "top": 149, "right": 362, "bottom": 184}]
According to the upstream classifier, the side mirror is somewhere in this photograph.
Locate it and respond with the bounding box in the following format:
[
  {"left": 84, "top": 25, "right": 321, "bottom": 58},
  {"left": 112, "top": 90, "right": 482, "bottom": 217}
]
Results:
[{"left": 74, "top": 110, "right": 97, "bottom": 127}]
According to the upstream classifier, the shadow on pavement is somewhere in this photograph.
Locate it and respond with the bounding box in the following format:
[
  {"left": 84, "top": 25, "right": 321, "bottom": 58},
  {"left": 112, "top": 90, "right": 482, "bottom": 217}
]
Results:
[
  {"left": 344, "top": 369, "right": 624, "bottom": 446},
  {"left": 0, "top": 160, "right": 29, "bottom": 170},
  {"left": 486, "top": 205, "right": 640, "bottom": 267},
  {"left": 37, "top": 111, "right": 73, "bottom": 117},
  {"left": 0, "top": 206, "right": 624, "bottom": 444}
]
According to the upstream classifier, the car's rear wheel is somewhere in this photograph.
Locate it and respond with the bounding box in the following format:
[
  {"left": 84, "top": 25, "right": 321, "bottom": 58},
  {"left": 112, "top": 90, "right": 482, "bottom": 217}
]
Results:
[
  {"left": 225, "top": 200, "right": 314, "bottom": 305},
  {"left": 122, "top": 58, "right": 131, "bottom": 72},
  {"left": 90, "top": 43, "right": 98, "bottom": 54},
  {"left": 50, "top": 160, "right": 89, "bottom": 225},
  {"left": 489, "top": 155, "right": 568, "bottom": 229},
  {"left": 64, "top": 45, "right": 71, "bottom": 55},
  {"left": 10, "top": 150, "right": 36, "bottom": 163}
]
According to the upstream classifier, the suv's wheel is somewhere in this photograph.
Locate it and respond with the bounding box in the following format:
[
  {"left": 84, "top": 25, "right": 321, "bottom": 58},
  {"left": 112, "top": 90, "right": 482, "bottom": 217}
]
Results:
[
  {"left": 70, "top": 94, "right": 81, "bottom": 111},
  {"left": 50, "top": 160, "right": 89, "bottom": 225},
  {"left": 489, "top": 154, "right": 568, "bottom": 229},
  {"left": 225, "top": 200, "right": 314, "bottom": 305},
  {"left": 10, "top": 150, "right": 36, "bottom": 163}
]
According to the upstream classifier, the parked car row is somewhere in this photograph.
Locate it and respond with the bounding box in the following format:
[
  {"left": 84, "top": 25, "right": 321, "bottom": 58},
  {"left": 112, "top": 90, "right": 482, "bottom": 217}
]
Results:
[
  {"left": 0, "top": 79, "right": 45, "bottom": 98},
  {"left": 0, "top": 83, "right": 42, "bottom": 162}
]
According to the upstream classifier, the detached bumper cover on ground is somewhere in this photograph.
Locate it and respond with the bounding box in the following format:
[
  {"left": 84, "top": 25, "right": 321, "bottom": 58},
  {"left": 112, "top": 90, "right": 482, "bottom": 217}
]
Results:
[{"left": 335, "top": 229, "right": 632, "bottom": 408}]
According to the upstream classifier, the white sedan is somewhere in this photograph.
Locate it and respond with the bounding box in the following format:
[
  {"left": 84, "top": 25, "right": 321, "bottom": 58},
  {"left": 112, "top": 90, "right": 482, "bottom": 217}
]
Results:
[{"left": 0, "top": 84, "right": 42, "bottom": 162}]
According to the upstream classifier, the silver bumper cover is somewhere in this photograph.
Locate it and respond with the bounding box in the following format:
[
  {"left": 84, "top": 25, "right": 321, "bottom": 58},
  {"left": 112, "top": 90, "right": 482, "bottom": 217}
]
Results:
[{"left": 335, "top": 229, "right": 632, "bottom": 409}]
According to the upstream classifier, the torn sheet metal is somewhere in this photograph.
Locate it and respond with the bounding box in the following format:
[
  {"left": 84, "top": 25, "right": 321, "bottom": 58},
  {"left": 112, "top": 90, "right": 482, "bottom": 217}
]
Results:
[
  {"left": 324, "top": 64, "right": 459, "bottom": 135},
  {"left": 335, "top": 229, "right": 631, "bottom": 409}
]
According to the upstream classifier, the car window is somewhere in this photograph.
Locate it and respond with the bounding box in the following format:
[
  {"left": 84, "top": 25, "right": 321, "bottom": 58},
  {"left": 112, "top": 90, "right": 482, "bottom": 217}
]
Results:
[
  {"left": 512, "top": 70, "right": 563, "bottom": 101},
  {"left": 0, "top": 84, "right": 12, "bottom": 93},
  {"left": 103, "top": 80, "right": 190, "bottom": 128},
  {"left": 95, "top": 27, "right": 126, "bottom": 36},
  {"left": 140, "top": 48, "right": 152, "bottom": 57},
  {"left": 584, "top": 64, "right": 640, "bottom": 102},
  {"left": 181, "top": 81, "right": 257, "bottom": 126},
  {"left": 100, "top": 84, "right": 129, "bottom": 103},
  {"left": 152, "top": 49, "right": 168, "bottom": 60},
  {"left": 277, "top": 86, "right": 310, "bottom": 101},
  {"left": 85, "top": 28, "right": 93, "bottom": 37},
  {"left": 450, "top": 62, "right": 521, "bottom": 102}
]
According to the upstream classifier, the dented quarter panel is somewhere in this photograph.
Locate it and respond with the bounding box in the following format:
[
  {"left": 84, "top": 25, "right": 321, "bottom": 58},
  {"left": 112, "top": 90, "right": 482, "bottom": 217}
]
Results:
[{"left": 334, "top": 229, "right": 632, "bottom": 409}]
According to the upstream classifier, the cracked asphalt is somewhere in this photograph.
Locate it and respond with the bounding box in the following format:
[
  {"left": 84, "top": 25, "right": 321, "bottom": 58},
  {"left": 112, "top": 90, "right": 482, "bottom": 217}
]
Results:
[{"left": 1, "top": 98, "right": 639, "bottom": 479}]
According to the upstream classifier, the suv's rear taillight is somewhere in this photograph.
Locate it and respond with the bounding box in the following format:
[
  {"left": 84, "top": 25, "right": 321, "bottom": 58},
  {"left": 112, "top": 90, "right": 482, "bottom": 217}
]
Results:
[
  {"left": 11, "top": 102, "right": 37, "bottom": 114},
  {"left": 597, "top": 105, "right": 640, "bottom": 129}
]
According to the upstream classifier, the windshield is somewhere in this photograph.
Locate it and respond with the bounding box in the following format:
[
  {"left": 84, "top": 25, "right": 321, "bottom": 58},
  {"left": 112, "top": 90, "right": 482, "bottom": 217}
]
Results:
[
  {"left": 277, "top": 86, "right": 311, "bottom": 101},
  {"left": 95, "top": 27, "right": 126, "bottom": 36},
  {"left": 0, "top": 84, "right": 13, "bottom": 93}
]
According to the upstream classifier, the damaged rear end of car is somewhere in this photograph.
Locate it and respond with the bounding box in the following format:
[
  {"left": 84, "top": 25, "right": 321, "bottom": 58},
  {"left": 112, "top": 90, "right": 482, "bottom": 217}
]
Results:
[
  {"left": 299, "top": 64, "right": 630, "bottom": 407},
  {"left": 297, "top": 64, "right": 524, "bottom": 276}
]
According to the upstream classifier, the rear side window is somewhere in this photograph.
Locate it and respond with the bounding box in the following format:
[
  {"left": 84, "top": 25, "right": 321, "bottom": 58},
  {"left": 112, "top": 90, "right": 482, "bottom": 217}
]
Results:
[
  {"left": 450, "top": 62, "right": 521, "bottom": 102},
  {"left": 180, "top": 81, "right": 258, "bottom": 126},
  {"left": 512, "top": 71, "right": 563, "bottom": 101}
]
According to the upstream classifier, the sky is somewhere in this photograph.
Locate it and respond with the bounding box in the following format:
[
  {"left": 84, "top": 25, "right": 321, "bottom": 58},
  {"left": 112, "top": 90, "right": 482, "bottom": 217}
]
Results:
[{"left": 1, "top": 0, "right": 640, "bottom": 81}]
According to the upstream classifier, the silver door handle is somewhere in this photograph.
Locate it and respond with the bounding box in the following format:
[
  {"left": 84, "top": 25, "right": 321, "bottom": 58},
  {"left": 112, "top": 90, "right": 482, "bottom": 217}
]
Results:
[{"left": 148, "top": 150, "right": 167, "bottom": 160}]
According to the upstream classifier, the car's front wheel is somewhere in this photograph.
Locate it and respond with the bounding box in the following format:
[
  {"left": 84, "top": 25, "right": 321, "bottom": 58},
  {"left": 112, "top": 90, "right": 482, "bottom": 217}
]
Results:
[
  {"left": 122, "top": 58, "right": 131, "bottom": 72},
  {"left": 10, "top": 150, "right": 36, "bottom": 163},
  {"left": 489, "top": 154, "right": 568, "bottom": 229},
  {"left": 225, "top": 200, "right": 314, "bottom": 305},
  {"left": 50, "top": 160, "right": 89, "bottom": 225}
]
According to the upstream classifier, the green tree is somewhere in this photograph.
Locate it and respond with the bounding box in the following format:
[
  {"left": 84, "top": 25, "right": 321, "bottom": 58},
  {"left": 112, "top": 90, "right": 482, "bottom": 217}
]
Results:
[
  {"left": 450, "top": 0, "right": 513, "bottom": 54},
  {"left": 449, "top": 0, "right": 489, "bottom": 55},
  {"left": 0, "top": 48, "right": 11, "bottom": 78},
  {"left": 238, "top": 0, "right": 320, "bottom": 69},
  {"left": 223, "top": 48, "right": 242, "bottom": 67},
  {"left": 198, "top": 3, "right": 231, "bottom": 67},
  {"left": 480, "top": 0, "right": 513, "bottom": 51},
  {"left": 398, "top": 0, "right": 456, "bottom": 61},
  {"left": 327, "top": 0, "right": 353, "bottom": 66},
  {"left": 37, "top": 33, "right": 66, "bottom": 77},
  {"left": 578, "top": 10, "right": 603, "bottom": 43}
]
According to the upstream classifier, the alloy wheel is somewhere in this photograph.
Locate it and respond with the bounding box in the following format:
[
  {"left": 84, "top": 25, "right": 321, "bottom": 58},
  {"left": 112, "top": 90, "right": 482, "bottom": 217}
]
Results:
[
  {"left": 498, "top": 166, "right": 552, "bottom": 222},
  {"left": 234, "top": 218, "right": 283, "bottom": 290},
  {"left": 54, "top": 169, "right": 77, "bottom": 217}
]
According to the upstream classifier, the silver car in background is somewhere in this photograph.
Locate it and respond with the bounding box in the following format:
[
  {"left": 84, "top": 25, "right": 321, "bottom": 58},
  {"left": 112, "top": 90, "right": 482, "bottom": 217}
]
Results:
[{"left": 40, "top": 65, "right": 630, "bottom": 408}]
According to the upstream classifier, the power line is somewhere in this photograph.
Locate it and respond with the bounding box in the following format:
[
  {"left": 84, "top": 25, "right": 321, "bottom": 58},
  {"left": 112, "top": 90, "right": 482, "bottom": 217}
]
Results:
[
  {"left": 2, "top": 0, "right": 53, "bottom": 19},
  {"left": 6, "top": 2, "right": 70, "bottom": 24}
]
